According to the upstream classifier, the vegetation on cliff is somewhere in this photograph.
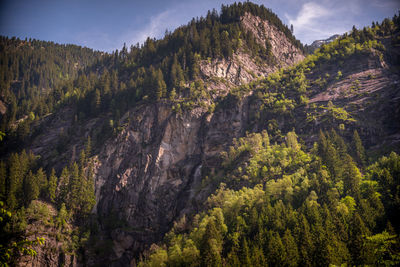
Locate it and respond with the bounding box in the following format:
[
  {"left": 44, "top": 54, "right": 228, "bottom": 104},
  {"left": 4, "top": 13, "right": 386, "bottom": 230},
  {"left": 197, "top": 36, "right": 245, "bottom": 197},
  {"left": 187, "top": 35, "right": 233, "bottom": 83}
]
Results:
[
  {"left": 0, "top": 2, "right": 399, "bottom": 266},
  {"left": 139, "top": 131, "right": 400, "bottom": 266}
]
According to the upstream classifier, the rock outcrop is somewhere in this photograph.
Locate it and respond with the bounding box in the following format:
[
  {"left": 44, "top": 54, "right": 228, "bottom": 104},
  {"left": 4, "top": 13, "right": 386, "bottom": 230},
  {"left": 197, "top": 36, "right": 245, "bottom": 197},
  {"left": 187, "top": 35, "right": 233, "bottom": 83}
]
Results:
[
  {"left": 199, "top": 13, "right": 305, "bottom": 96},
  {"left": 92, "top": 97, "right": 253, "bottom": 263}
]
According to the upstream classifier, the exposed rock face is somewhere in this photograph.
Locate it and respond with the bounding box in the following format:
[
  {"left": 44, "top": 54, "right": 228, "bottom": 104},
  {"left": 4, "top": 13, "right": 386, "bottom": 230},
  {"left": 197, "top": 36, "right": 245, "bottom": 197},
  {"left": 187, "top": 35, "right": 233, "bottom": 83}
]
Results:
[
  {"left": 240, "top": 12, "right": 304, "bottom": 68},
  {"left": 92, "top": 98, "right": 253, "bottom": 264},
  {"left": 0, "top": 99, "right": 6, "bottom": 115},
  {"left": 91, "top": 34, "right": 400, "bottom": 265},
  {"left": 303, "top": 34, "right": 400, "bottom": 148},
  {"left": 89, "top": 16, "right": 307, "bottom": 263},
  {"left": 17, "top": 201, "right": 77, "bottom": 267},
  {"left": 200, "top": 51, "right": 272, "bottom": 87},
  {"left": 199, "top": 13, "right": 304, "bottom": 95}
]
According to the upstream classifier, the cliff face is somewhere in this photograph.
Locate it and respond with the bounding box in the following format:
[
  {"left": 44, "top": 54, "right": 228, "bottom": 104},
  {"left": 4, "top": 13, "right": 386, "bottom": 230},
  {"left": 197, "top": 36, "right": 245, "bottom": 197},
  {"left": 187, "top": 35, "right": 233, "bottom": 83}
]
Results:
[
  {"left": 17, "top": 201, "right": 77, "bottom": 267},
  {"left": 92, "top": 98, "right": 253, "bottom": 264},
  {"left": 89, "top": 32, "right": 400, "bottom": 265},
  {"left": 240, "top": 12, "right": 304, "bottom": 67},
  {"left": 86, "top": 16, "right": 307, "bottom": 263},
  {"left": 199, "top": 13, "right": 305, "bottom": 96},
  {"left": 15, "top": 9, "right": 400, "bottom": 266},
  {"left": 304, "top": 36, "right": 400, "bottom": 149}
]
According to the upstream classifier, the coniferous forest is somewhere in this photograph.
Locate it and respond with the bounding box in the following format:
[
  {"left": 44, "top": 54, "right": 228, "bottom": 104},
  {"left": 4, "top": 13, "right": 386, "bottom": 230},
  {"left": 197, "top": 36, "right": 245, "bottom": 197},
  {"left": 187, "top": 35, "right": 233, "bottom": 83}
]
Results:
[{"left": 1, "top": 2, "right": 400, "bottom": 266}]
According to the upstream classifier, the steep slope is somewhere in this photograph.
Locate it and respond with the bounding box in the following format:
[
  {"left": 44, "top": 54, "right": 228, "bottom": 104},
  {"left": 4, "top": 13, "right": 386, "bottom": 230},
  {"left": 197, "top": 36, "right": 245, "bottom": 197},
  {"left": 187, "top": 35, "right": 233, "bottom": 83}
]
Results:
[
  {"left": 90, "top": 16, "right": 400, "bottom": 265},
  {"left": 1, "top": 3, "right": 400, "bottom": 267},
  {"left": 0, "top": 37, "right": 103, "bottom": 134},
  {"left": 9, "top": 4, "right": 305, "bottom": 265},
  {"left": 134, "top": 16, "right": 400, "bottom": 267},
  {"left": 84, "top": 23, "right": 399, "bottom": 266},
  {"left": 200, "top": 12, "right": 304, "bottom": 93}
]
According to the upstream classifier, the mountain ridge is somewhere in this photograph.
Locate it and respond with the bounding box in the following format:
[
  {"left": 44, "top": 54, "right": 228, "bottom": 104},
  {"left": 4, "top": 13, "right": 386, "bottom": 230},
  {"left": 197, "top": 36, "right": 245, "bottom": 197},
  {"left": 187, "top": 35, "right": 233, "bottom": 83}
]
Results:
[{"left": 0, "top": 3, "right": 400, "bottom": 266}]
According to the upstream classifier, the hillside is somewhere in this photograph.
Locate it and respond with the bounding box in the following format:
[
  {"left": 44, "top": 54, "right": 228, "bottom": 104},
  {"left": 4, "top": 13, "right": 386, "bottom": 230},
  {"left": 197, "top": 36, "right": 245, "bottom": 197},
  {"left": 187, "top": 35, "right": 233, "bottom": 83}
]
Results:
[{"left": 1, "top": 2, "right": 400, "bottom": 266}]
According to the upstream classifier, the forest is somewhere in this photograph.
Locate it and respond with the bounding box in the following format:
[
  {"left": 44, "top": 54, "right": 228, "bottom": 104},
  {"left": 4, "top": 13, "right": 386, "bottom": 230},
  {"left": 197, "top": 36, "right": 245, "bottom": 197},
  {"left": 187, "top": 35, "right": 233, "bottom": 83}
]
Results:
[{"left": 1, "top": 1, "right": 400, "bottom": 266}]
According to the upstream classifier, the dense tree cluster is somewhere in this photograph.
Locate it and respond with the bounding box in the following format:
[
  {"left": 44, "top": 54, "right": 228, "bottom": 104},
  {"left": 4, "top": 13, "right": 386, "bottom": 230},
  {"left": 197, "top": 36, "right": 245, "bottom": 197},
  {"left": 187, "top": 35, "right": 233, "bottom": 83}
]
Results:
[
  {"left": 0, "top": 145, "right": 95, "bottom": 217},
  {"left": 139, "top": 131, "right": 400, "bottom": 266},
  {"left": 136, "top": 14, "right": 400, "bottom": 265},
  {"left": 1, "top": 2, "right": 304, "bottom": 152},
  {"left": 0, "top": 37, "right": 102, "bottom": 131},
  {"left": 1, "top": 3, "right": 400, "bottom": 265},
  {"left": 220, "top": 2, "right": 303, "bottom": 50}
]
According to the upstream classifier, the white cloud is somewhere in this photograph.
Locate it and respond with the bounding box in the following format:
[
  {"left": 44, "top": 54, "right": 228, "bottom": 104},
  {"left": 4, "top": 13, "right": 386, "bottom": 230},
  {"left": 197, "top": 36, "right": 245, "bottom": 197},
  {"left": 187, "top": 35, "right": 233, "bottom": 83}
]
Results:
[
  {"left": 286, "top": 1, "right": 349, "bottom": 44},
  {"left": 288, "top": 2, "right": 331, "bottom": 29},
  {"left": 128, "top": 9, "right": 176, "bottom": 46}
]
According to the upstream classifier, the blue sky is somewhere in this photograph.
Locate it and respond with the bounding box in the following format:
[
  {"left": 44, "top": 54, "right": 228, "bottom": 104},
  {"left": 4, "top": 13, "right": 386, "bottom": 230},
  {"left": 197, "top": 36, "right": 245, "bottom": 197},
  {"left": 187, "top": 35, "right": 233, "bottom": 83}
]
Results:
[{"left": 0, "top": 0, "right": 399, "bottom": 52}]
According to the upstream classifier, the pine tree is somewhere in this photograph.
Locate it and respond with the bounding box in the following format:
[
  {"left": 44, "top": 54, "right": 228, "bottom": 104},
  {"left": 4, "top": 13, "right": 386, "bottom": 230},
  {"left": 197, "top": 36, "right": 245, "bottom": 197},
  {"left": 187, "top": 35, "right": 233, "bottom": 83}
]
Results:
[
  {"left": 69, "top": 162, "right": 81, "bottom": 212},
  {"left": 36, "top": 168, "right": 47, "bottom": 198},
  {"left": 200, "top": 219, "right": 223, "bottom": 267},
  {"left": 82, "top": 163, "right": 96, "bottom": 215},
  {"left": 267, "top": 231, "right": 285, "bottom": 266},
  {"left": 349, "top": 212, "right": 370, "bottom": 265},
  {"left": 170, "top": 54, "right": 184, "bottom": 88},
  {"left": 24, "top": 171, "right": 39, "bottom": 205},
  {"left": 48, "top": 169, "right": 57, "bottom": 203},
  {"left": 155, "top": 68, "right": 167, "bottom": 100},
  {"left": 342, "top": 154, "right": 361, "bottom": 200},
  {"left": 56, "top": 203, "right": 68, "bottom": 229},
  {"left": 352, "top": 130, "right": 366, "bottom": 167},
  {"left": 85, "top": 136, "right": 92, "bottom": 158},
  {"left": 0, "top": 161, "right": 6, "bottom": 200},
  {"left": 282, "top": 229, "right": 299, "bottom": 266},
  {"left": 221, "top": 31, "right": 232, "bottom": 58},
  {"left": 239, "top": 238, "right": 251, "bottom": 266},
  {"left": 58, "top": 166, "right": 70, "bottom": 205},
  {"left": 296, "top": 214, "right": 314, "bottom": 266}
]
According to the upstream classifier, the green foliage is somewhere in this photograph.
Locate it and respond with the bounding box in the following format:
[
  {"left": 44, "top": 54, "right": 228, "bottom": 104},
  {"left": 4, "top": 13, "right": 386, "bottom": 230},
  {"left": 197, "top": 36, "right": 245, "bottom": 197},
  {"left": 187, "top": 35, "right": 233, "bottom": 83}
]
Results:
[
  {"left": 367, "top": 152, "right": 400, "bottom": 231},
  {"left": 139, "top": 127, "right": 400, "bottom": 266},
  {"left": 0, "top": 36, "right": 102, "bottom": 136},
  {"left": 0, "top": 201, "right": 44, "bottom": 266},
  {"left": 365, "top": 231, "right": 400, "bottom": 265}
]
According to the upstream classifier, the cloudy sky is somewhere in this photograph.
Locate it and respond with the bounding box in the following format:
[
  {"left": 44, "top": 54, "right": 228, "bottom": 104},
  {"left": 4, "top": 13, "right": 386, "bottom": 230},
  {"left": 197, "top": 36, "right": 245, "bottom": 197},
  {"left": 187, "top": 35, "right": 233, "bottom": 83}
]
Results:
[{"left": 0, "top": 0, "right": 398, "bottom": 52}]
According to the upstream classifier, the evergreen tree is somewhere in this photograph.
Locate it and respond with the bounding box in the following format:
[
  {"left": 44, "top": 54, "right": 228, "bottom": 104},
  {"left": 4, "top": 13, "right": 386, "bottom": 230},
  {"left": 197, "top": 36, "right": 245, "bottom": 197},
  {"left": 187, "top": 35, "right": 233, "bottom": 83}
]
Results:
[
  {"left": 69, "top": 162, "right": 81, "bottom": 212},
  {"left": 58, "top": 166, "right": 70, "bottom": 205},
  {"left": 239, "top": 238, "right": 251, "bottom": 266},
  {"left": 170, "top": 54, "right": 185, "bottom": 89},
  {"left": 0, "top": 161, "right": 6, "bottom": 200},
  {"left": 24, "top": 171, "right": 39, "bottom": 205},
  {"left": 342, "top": 154, "right": 361, "bottom": 200},
  {"left": 200, "top": 219, "right": 222, "bottom": 267},
  {"left": 155, "top": 68, "right": 167, "bottom": 100},
  {"left": 349, "top": 212, "right": 370, "bottom": 265},
  {"left": 48, "top": 169, "right": 57, "bottom": 203},
  {"left": 282, "top": 229, "right": 299, "bottom": 266},
  {"left": 352, "top": 130, "right": 366, "bottom": 167},
  {"left": 36, "top": 168, "right": 47, "bottom": 198},
  {"left": 267, "top": 231, "right": 285, "bottom": 266}
]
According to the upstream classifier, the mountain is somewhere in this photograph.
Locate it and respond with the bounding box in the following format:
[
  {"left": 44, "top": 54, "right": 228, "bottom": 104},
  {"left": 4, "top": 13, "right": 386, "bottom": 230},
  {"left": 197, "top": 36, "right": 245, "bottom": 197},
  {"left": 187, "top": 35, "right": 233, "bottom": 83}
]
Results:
[
  {"left": 1, "top": 3, "right": 400, "bottom": 266},
  {"left": 307, "top": 34, "right": 340, "bottom": 52}
]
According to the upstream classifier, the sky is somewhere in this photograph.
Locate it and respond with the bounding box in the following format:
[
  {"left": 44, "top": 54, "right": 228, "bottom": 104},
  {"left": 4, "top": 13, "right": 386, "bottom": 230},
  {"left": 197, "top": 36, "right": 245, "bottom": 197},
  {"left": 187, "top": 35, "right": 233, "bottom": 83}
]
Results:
[{"left": 0, "top": 0, "right": 399, "bottom": 52}]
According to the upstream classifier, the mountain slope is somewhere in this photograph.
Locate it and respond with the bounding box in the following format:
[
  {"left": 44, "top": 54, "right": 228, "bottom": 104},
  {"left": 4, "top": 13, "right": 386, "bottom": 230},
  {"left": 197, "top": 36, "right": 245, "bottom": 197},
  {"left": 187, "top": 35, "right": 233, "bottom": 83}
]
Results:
[
  {"left": 1, "top": 3, "right": 400, "bottom": 267},
  {"left": 91, "top": 13, "right": 400, "bottom": 265},
  {"left": 135, "top": 15, "right": 400, "bottom": 267}
]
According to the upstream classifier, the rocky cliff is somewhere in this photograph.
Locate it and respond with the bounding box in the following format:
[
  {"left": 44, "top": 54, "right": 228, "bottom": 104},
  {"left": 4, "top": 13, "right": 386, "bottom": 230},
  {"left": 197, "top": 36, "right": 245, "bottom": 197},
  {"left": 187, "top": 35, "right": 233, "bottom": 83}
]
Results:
[
  {"left": 89, "top": 36, "right": 400, "bottom": 266},
  {"left": 91, "top": 99, "right": 253, "bottom": 264},
  {"left": 199, "top": 13, "right": 304, "bottom": 96},
  {"left": 9, "top": 6, "right": 400, "bottom": 266}
]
